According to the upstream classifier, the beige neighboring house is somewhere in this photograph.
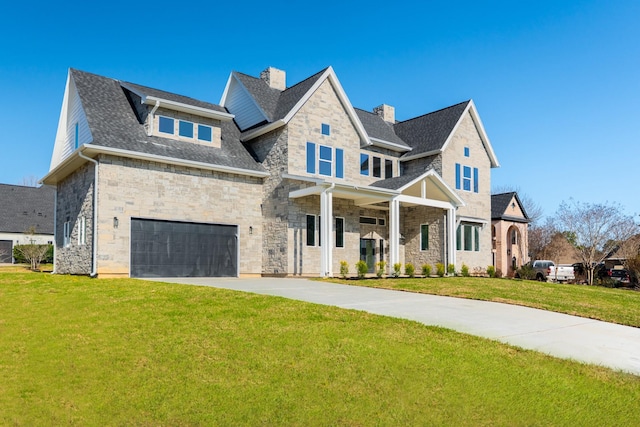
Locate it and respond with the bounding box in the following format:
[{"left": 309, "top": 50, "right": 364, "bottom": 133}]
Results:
[
  {"left": 0, "top": 184, "right": 55, "bottom": 263},
  {"left": 43, "top": 66, "right": 500, "bottom": 278},
  {"left": 491, "top": 192, "right": 529, "bottom": 275}
]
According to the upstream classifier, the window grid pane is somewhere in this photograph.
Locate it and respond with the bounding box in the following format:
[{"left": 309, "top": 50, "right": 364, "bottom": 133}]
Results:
[
  {"left": 159, "top": 117, "right": 174, "bottom": 134},
  {"left": 198, "top": 124, "right": 212, "bottom": 142},
  {"left": 373, "top": 157, "right": 381, "bottom": 178},
  {"left": 385, "top": 159, "right": 393, "bottom": 178},
  {"left": 336, "top": 218, "right": 344, "bottom": 248},
  {"left": 179, "top": 120, "right": 194, "bottom": 138},
  {"left": 464, "top": 225, "right": 472, "bottom": 251},
  {"left": 360, "top": 154, "right": 369, "bottom": 175},
  {"left": 306, "top": 215, "right": 315, "bottom": 246},
  {"left": 420, "top": 224, "right": 429, "bottom": 251}
]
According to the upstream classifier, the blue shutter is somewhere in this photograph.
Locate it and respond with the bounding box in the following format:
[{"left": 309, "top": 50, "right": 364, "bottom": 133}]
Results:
[
  {"left": 306, "top": 142, "right": 315, "bottom": 174},
  {"left": 74, "top": 122, "right": 79, "bottom": 149},
  {"left": 473, "top": 168, "right": 479, "bottom": 193},
  {"left": 335, "top": 148, "right": 344, "bottom": 178},
  {"left": 455, "top": 163, "right": 461, "bottom": 189}
]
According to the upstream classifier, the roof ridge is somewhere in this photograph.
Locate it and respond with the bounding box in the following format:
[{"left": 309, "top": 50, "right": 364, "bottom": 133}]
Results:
[{"left": 396, "top": 100, "right": 470, "bottom": 124}]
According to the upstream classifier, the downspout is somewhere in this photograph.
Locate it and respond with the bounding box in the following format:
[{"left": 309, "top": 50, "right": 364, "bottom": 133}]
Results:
[
  {"left": 52, "top": 188, "right": 57, "bottom": 274},
  {"left": 78, "top": 151, "right": 99, "bottom": 277},
  {"left": 147, "top": 100, "right": 160, "bottom": 136}
]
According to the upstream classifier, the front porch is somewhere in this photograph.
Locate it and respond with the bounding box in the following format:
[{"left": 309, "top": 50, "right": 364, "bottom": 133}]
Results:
[{"left": 287, "top": 170, "right": 464, "bottom": 277}]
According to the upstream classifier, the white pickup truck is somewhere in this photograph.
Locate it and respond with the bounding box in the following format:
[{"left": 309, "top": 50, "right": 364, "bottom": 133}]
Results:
[{"left": 532, "top": 260, "right": 575, "bottom": 283}]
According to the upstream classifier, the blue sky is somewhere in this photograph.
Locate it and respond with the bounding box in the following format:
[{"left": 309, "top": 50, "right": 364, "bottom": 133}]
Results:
[{"left": 1, "top": 0, "right": 638, "bottom": 220}]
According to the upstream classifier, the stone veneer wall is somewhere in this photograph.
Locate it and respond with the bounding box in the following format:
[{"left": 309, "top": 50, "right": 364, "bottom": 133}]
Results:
[
  {"left": 402, "top": 206, "right": 446, "bottom": 269},
  {"left": 251, "top": 127, "right": 290, "bottom": 276},
  {"left": 55, "top": 162, "right": 94, "bottom": 274},
  {"left": 95, "top": 155, "right": 264, "bottom": 277}
]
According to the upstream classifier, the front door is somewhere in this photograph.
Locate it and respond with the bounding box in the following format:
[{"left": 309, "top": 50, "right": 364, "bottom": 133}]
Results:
[{"left": 360, "top": 238, "right": 376, "bottom": 273}]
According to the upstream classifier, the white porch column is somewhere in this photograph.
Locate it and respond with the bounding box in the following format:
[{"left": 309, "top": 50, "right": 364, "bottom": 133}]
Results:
[
  {"left": 389, "top": 197, "right": 400, "bottom": 268},
  {"left": 319, "top": 189, "right": 333, "bottom": 277},
  {"left": 447, "top": 208, "right": 456, "bottom": 269}
]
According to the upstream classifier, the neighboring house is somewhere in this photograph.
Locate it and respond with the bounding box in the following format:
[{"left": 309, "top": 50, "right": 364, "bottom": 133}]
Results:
[
  {"left": 0, "top": 184, "right": 55, "bottom": 263},
  {"left": 491, "top": 192, "right": 529, "bottom": 275},
  {"left": 42, "top": 66, "right": 500, "bottom": 278}
]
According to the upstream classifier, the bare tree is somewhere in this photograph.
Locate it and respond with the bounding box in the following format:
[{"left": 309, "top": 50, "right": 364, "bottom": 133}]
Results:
[
  {"left": 0, "top": 247, "right": 9, "bottom": 263},
  {"left": 492, "top": 185, "right": 543, "bottom": 225},
  {"left": 555, "top": 200, "right": 639, "bottom": 285},
  {"left": 528, "top": 217, "right": 556, "bottom": 260},
  {"left": 614, "top": 235, "right": 640, "bottom": 287},
  {"left": 19, "top": 175, "right": 40, "bottom": 187}
]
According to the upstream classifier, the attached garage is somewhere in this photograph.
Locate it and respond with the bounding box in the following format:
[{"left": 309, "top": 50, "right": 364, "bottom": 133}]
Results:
[
  {"left": 130, "top": 218, "right": 238, "bottom": 278},
  {"left": 0, "top": 240, "right": 12, "bottom": 263}
]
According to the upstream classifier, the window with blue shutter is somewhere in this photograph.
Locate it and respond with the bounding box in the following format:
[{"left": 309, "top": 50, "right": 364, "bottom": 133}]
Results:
[
  {"left": 463, "top": 166, "right": 471, "bottom": 191},
  {"left": 335, "top": 148, "right": 344, "bottom": 178},
  {"left": 319, "top": 145, "right": 332, "bottom": 176},
  {"left": 473, "top": 168, "right": 479, "bottom": 193},
  {"left": 306, "top": 142, "right": 316, "bottom": 174}
]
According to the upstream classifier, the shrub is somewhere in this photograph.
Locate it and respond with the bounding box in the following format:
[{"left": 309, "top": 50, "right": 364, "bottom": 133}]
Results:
[
  {"left": 516, "top": 264, "right": 536, "bottom": 280},
  {"left": 339, "top": 261, "right": 349, "bottom": 279},
  {"left": 421, "top": 264, "right": 432, "bottom": 277},
  {"left": 495, "top": 269, "right": 503, "bottom": 279},
  {"left": 486, "top": 265, "right": 496, "bottom": 278},
  {"left": 405, "top": 263, "right": 415, "bottom": 278},
  {"left": 356, "top": 260, "right": 368, "bottom": 279},
  {"left": 392, "top": 263, "right": 402, "bottom": 278},
  {"left": 461, "top": 264, "right": 470, "bottom": 277},
  {"left": 13, "top": 244, "right": 53, "bottom": 270},
  {"left": 376, "top": 260, "right": 386, "bottom": 278},
  {"left": 436, "top": 263, "right": 445, "bottom": 277},
  {"left": 447, "top": 264, "right": 456, "bottom": 276}
]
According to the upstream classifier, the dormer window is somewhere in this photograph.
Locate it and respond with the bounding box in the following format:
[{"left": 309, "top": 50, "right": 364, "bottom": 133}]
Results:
[
  {"left": 159, "top": 116, "right": 174, "bottom": 134},
  {"left": 179, "top": 120, "right": 194, "bottom": 138},
  {"left": 198, "top": 124, "right": 212, "bottom": 142}
]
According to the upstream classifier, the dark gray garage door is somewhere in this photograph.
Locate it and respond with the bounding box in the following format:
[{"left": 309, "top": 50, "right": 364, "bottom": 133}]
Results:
[
  {"left": 130, "top": 219, "right": 238, "bottom": 278},
  {"left": 0, "top": 240, "right": 12, "bottom": 263}
]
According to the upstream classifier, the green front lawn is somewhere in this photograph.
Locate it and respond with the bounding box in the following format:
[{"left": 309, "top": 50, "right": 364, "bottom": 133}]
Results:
[
  {"left": 1, "top": 269, "right": 639, "bottom": 425},
  {"left": 326, "top": 276, "right": 640, "bottom": 327}
]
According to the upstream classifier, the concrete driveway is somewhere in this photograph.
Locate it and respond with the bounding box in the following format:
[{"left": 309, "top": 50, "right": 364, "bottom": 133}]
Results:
[{"left": 145, "top": 277, "right": 640, "bottom": 376}]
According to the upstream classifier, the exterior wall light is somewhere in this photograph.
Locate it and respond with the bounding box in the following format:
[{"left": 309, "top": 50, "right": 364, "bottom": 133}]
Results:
[
  {"left": 113, "top": 217, "right": 119, "bottom": 229},
  {"left": 249, "top": 226, "right": 253, "bottom": 235}
]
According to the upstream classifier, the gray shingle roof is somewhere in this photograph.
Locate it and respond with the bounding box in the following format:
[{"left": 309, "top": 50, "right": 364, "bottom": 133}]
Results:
[
  {"left": 491, "top": 192, "right": 530, "bottom": 221},
  {"left": 0, "top": 184, "right": 55, "bottom": 234},
  {"left": 70, "top": 69, "right": 265, "bottom": 174},
  {"left": 394, "top": 101, "right": 470, "bottom": 158},
  {"left": 369, "top": 169, "right": 427, "bottom": 190},
  {"left": 121, "top": 81, "right": 228, "bottom": 112},
  {"left": 354, "top": 108, "right": 410, "bottom": 149},
  {"left": 233, "top": 68, "right": 328, "bottom": 125}
]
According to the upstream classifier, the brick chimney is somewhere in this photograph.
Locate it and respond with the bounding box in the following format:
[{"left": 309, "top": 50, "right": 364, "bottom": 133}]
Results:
[
  {"left": 374, "top": 104, "right": 395, "bottom": 123},
  {"left": 260, "top": 67, "right": 286, "bottom": 90}
]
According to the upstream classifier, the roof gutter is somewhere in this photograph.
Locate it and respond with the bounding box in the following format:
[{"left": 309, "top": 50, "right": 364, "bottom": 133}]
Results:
[
  {"left": 147, "top": 100, "right": 160, "bottom": 137},
  {"left": 77, "top": 150, "right": 99, "bottom": 277},
  {"left": 369, "top": 137, "right": 412, "bottom": 153}
]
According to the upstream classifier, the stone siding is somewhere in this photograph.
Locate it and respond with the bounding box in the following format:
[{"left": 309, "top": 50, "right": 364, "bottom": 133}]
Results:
[
  {"left": 402, "top": 206, "right": 446, "bottom": 270},
  {"left": 95, "top": 155, "right": 263, "bottom": 277},
  {"left": 55, "top": 163, "right": 94, "bottom": 274},
  {"left": 442, "top": 111, "right": 493, "bottom": 270}
]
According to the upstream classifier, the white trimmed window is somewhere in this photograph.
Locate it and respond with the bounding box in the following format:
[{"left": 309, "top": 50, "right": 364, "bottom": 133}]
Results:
[
  {"left": 335, "top": 217, "right": 344, "bottom": 248},
  {"left": 456, "top": 224, "right": 480, "bottom": 252},
  {"left": 63, "top": 221, "right": 71, "bottom": 247},
  {"left": 420, "top": 224, "right": 429, "bottom": 251},
  {"left": 306, "top": 142, "right": 344, "bottom": 178},
  {"left": 78, "top": 216, "right": 86, "bottom": 246}
]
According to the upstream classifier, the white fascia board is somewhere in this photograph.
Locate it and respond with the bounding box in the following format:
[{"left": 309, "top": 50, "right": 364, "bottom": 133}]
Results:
[
  {"left": 396, "top": 169, "right": 465, "bottom": 207},
  {"left": 395, "top": 195, "right": 455, "bottom": 210},
  {"left": 50, "top": 71, "right": 72, "bottom": 171},
  {"left": 81, "top": 144, "right": 268, "bottom": 178},
  {"left": 282, "top": 67, "right": 372, "bottom": 146},
  {"left": 219, "top": 72, "right": 234, "bottom": 106},
  {"left": 439, "top": 100, "right": 499, "bottom": 168},
  {"left": 399, "top": 148, "right": 442, "bottom": 162},
  {"left": 457, "top": 215, "right": 489, "bottom": 225},
  {"left": 467, "top": 100, "right": 500, "bottom": 168},
  {"left": 369, "top": 137, "right": 412, "bottom": 153},
  {"left": 240, "top": 119, "right": 286, "bottom": 142},
  {"left": 143, "top": 96, "right": 234, "bottom": 121}
]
